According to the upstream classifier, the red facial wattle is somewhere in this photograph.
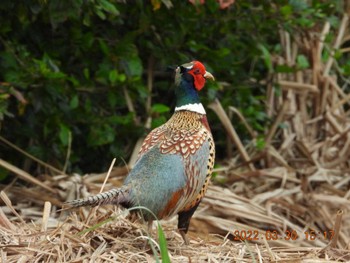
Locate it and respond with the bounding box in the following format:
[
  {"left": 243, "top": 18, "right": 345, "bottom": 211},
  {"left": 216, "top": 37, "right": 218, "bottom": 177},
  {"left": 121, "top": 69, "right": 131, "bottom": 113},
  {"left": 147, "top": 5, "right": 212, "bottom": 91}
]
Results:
[{"left": 188, "top": 61, "right": 207, "bottom": 91}]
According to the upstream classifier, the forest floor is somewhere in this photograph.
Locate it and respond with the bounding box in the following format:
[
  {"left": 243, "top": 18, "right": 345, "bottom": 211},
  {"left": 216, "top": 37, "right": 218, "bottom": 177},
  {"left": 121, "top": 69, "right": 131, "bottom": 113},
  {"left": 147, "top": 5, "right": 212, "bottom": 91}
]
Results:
[{"left": 0, "top": 165, "right": 349, "bottom": 262}]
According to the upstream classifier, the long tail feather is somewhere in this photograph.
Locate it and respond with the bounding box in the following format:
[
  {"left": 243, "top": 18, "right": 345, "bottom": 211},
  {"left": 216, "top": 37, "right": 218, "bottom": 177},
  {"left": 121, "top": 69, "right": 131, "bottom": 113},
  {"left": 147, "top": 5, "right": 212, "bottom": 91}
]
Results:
[{"left": 65, "top": 188, "right": 129, "bottom": 208}]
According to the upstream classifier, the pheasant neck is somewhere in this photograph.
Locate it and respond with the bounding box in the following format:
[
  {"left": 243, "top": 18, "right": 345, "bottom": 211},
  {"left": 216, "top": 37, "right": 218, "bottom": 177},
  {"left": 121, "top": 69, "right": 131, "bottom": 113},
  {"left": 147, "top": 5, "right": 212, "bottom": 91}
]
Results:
[{"left": 174, "top": 79, "right": 206, "bottom": 115}]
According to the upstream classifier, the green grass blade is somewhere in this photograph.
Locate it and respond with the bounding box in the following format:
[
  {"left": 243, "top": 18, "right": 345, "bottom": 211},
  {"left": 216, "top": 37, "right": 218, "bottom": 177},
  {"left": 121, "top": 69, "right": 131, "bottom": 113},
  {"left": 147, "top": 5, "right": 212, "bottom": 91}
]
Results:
[
  {"left": 77, "top": 216, "right": 115, "bottom": 235},
  {"left": 157, "top": 222, "right": 171, "bottom": 263}
]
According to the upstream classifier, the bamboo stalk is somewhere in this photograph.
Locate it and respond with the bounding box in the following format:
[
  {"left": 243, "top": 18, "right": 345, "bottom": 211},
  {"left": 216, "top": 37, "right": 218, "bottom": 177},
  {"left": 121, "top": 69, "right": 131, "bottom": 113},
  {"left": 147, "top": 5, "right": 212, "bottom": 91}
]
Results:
[
  {"left": 285, "top": 31, "right": 291, "bottom": 64},
  {"left": 319, "top": 76, "right": 330, "bottom": 114},
  {"left": 41, "top": 201, "right": 52, "bottom": 232},
  {"left": 209, "top": 99, "right": 255, "bottom": 171},
  {"left": 266, "top": 77, "right": 274, "bottom": 118},
  {"left": 323, "top": 14, "right": 349, "bottom": 76},
  {"left": 228, "top": 106, "right": 257, "bottom": 138},
  {"left": 320, "top": 210, "right": 343, "bottom": 250},
  {"left": 318, "top": 21, "right": 331, "bottom": 60},
  {"left": 145, "top": 55, "right": 155, "bottom": 130},
  {"left": 0, "top": 159, "right": 56, "bottom": 193},
  {"left": 277, "top": 80, "right": 318, "bottom": 93},
  {"left": 0, "top": 136, "right": 64, "bottom": 175},
  {"left": 323, "top": 136, "right": 350, "bottom": 168},
  {"left": 325, "top": 112, "right": 343, "bottom": 134},
  {"left": 330, "top": 91, "right": 350, "bottom": 112},
  {"left": 0, "top": 206, "right": 16, "bottom": 231},
  {"left": 128, "top": 138, "right": 144, "bottom": 168},
  {"left": 265, "top": 100, "right": 289, "bottom": 147},
  {"left": 8, "top": 187, "right": 62, "bottom": 207},
  {"left": 266, "top": 145, "right": 292, "bottom": 169},
  {"left": 328, "top": 75, "right": 347, "bottom": 100},
  {"left": 123, "top": 86, "right": 138, "bottom": 124},
  {"left": 100, "top": 158, "right": 116, "bottom": 193},
  {"left": 0, "top": 191, "right": 26, "bottom": 224}
]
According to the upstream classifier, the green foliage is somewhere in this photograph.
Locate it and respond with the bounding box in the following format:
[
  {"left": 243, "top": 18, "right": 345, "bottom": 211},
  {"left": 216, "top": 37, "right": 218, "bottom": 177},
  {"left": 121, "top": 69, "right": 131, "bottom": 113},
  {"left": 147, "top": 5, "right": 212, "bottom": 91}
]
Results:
[
  {"left": 0, "top": 0, "right": 345, "bottom": 173},
  {"left": 258, "top": 44, "right": 273, "bottom": 73},
  {"left": 296, "top": 55, "right": 310, "bottom": 70}
]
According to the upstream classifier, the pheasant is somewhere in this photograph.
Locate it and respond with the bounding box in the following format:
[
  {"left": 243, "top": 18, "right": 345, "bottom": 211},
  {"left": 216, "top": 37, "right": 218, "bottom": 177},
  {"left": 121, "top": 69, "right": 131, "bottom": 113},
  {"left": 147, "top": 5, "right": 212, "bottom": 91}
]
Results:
[{"left": 66, "top": 61, "right": 215, "bottom": 244}]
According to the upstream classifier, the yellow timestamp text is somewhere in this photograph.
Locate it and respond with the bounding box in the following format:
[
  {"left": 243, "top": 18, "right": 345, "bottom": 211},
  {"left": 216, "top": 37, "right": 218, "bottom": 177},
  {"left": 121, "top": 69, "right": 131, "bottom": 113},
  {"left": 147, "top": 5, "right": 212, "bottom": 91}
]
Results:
[{"left": 231, "top": 229, "right": 335, "bottom": 241}]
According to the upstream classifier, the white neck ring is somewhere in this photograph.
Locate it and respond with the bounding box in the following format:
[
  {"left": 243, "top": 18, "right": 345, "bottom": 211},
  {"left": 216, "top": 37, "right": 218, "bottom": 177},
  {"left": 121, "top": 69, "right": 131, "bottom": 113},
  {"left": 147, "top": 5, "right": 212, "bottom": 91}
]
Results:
[{"left": 175, "top": 103, "right": 206, "bottom": 114}]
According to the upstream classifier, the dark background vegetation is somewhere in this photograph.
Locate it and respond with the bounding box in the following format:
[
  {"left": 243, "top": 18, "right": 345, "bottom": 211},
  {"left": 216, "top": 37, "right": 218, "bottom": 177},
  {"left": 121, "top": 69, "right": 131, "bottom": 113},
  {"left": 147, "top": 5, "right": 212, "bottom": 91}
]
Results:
[{"left": 0, "top": 0, "right": 346, "bottom": 176}]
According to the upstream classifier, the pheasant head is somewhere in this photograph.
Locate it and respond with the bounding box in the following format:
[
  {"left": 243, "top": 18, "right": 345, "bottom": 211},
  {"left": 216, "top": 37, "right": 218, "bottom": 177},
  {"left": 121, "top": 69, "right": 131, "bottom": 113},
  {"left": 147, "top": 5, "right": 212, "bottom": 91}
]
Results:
[{"left": 174, "top": 61, "right": 214, "bottom": 114}]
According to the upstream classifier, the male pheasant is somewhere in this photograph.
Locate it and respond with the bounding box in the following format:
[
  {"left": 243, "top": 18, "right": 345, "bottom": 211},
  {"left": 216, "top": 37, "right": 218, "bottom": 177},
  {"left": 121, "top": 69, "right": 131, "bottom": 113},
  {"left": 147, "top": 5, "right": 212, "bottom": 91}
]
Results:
[{"left": 66, "top": 61, "right": 215, "bottom": 244}]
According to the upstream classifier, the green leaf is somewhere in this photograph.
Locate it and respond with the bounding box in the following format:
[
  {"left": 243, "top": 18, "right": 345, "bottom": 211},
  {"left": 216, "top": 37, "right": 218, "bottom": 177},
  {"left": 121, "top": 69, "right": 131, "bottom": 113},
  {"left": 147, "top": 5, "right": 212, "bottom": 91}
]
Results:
[
  {"left": 342, "top": 63, "right": 350, "bottom": 76},
  {"left": 83, "top": 68, "right": 90, "bottom": 79},
  {"left": 258, "top": 44, "right": 273, "bottom": 73},
  {"left": 280, "top": 5, "right": 292, "bottom": 17},
  {"left": 151, "top": 116, "right": 167, "bottom": 129},
  {"left": 107, "top": 91, "right": 117, "bottom": 108},
  {"left": 289, "top": 0, "right": 308, "bottom": 11},
  {"left": 255, "top": 137, "right": 266, "bottom": 150},
  {"left": 125, "top": 55, "right": 143, "bottom": 77},
  {"left": 70, "top": 95, "right": 79, "bottom": 109},
  {"left": 296, "top": 54, "right": 309, "bottom": 69},
  {"left": 0, "top": 167, "right": 9, "bottom": 181},
  {"left": 95, "top": 8, "right": 106, "bottom": 20},
  {"left": 99, "top": 0, "right": 120, "bottom": 15},
  {"left": 109, "top": 69, "right": 118, "bottom": 84},
  {"left": 83, "top": 13, "right": 91, "bottom": 26},
  {"left": 98, "top": 39, "right": 109, "bottom": 55},
  {"left": 119, "top": 74, "right": 126, "bottom": 82},
  {"left": 157, "top": 223, "right": 171, "bottom": 263},
  {"left": 88, "top": 124, "right": 115, "bottom": 146},
  {"left": 276, "top": 65, "right": 295, "bottom": 73},
  {"left": 334, "top": 49, "right": 342, "bottom": 60},
  {"left": 59, "top": 124, "right": 71, "bottom": 146},
  {"left": 151, "top": 103, "right": 170, "bottom": 114}
]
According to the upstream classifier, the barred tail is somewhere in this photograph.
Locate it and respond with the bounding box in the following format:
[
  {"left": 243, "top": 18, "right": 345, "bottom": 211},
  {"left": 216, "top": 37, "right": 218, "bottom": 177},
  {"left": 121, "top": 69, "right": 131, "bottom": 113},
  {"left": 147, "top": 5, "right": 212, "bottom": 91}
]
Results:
[{"left": 65, "top": 187, "right": 129, "bottom": 208}]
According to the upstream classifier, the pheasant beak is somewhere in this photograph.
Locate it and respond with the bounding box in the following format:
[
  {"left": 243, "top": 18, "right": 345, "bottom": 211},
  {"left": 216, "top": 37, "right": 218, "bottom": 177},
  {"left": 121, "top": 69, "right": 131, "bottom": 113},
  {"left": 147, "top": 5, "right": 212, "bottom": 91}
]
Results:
[{"left": 204, "top": 71, "right": 215, "bottom": 81}]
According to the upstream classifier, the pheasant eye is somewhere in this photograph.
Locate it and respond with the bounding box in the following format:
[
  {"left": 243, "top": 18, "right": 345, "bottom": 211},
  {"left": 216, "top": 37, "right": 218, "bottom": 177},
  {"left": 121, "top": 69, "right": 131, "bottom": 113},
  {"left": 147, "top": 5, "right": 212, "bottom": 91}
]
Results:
[{"left": 193, "top": 69, "right": 201, "bottom": 75}]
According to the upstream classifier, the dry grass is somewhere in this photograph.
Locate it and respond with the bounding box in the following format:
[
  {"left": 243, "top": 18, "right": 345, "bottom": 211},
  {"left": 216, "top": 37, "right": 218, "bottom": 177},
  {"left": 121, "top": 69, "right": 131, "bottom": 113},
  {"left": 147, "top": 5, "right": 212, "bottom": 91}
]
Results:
[
  {"left": 0, "top": 170, "right": 349, "bottom": 262},
  {"left": 1, "top": 12, "right": 350, "bottom": 263}
]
